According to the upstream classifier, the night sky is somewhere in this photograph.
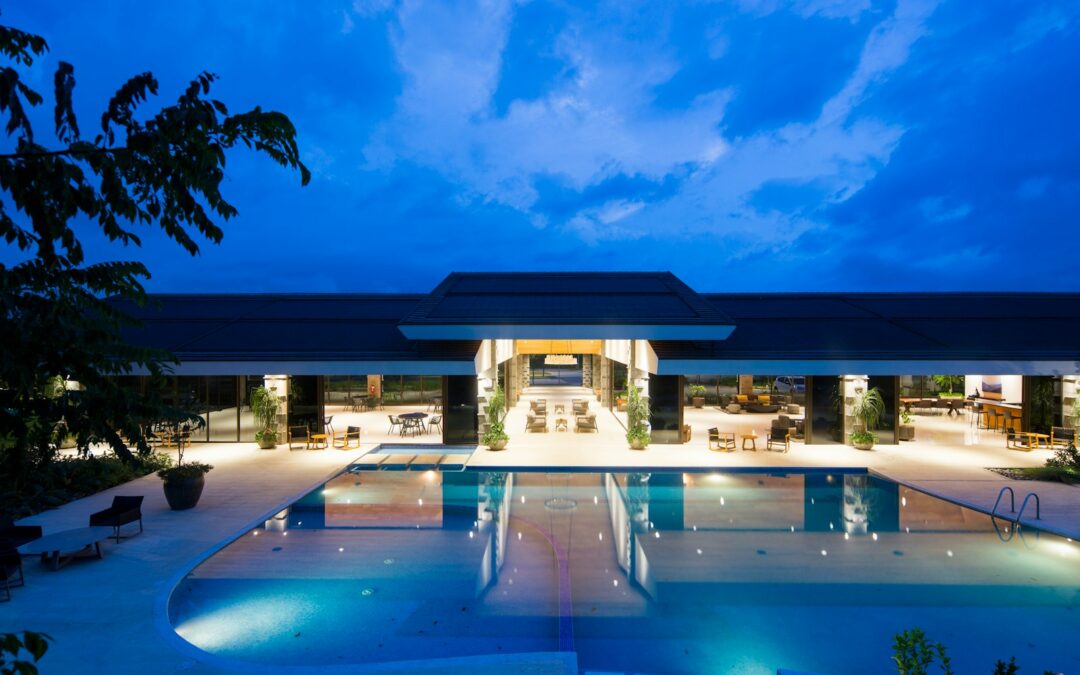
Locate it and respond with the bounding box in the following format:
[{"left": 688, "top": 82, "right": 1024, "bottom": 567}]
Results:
[{"left": 4, "top": 1, "right": 1079, "bottom": 293}]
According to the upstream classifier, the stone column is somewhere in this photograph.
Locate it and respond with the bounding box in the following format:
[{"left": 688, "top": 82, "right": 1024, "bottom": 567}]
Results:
[{"left": 738, "top": 374, "right": 754, "bottom": 395}]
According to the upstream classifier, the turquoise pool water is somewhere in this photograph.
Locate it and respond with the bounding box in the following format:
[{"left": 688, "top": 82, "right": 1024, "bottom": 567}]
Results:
[{"left": 168, "top": 467, "right": 1080, "bottom": 674}]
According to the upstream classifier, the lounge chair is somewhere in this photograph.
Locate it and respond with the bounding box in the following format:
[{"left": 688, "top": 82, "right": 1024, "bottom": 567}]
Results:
[
  {"left": 708, "top": 427, "right": 735, "bottom": 452},
  {"left": 89, "top": 495, "right": 144, "bottom": 543},
  {"left": 575, "top": 414, "right": 598, "bottom": 433},
  {"left": 0, "top": 542, "right": 25, "bottom": 602},
  {"left": 572, "top": 399, "right": 589, "bottom": 415},
  {"left": 0, "top": 517, "right": 42, "bottom": 548},
  {"left": 1051, "top": 426, "right": 1076, "bottom": 448}
]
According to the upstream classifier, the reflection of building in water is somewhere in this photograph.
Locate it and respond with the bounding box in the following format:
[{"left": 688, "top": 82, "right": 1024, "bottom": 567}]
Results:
[{"left": 843, "top": 474, "right": 870, "bottom": 535}]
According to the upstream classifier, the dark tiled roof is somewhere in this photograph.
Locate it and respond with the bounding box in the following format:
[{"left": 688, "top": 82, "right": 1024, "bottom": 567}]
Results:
[
  {"left": 649, "top": 292, "right": 1080, "bottom": 362},
  {"left": 399, "top": 272, "right": 733, "bottom": 338},
  {"left": 114, "top": 294, "right": 480, "bottom": 363}
]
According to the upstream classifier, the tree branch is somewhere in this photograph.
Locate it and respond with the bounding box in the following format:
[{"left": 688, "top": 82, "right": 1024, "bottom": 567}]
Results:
[{"left": 0, "top": 145, "right": 126, "bottom": 161}]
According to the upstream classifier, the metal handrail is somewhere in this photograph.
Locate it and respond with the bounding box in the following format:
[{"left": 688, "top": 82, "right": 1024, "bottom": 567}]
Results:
[
  {"left": 1017, "top": 492, "right": 1041, "bottom": 522},
  {"left": 992, "top": 486, "right": 1015, "bottom": 516}
]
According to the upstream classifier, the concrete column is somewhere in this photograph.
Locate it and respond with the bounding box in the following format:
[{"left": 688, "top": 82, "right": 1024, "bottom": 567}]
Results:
[{"left": 366, "top": 375, "right": 382, "bottom": 398}]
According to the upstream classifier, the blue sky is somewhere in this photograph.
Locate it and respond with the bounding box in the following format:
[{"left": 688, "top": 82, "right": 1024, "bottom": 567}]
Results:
[{"left": 5, "top": 0, "right": 1080, "bottom": 292}]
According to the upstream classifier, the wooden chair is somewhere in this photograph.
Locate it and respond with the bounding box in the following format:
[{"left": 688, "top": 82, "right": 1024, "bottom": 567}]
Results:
[
  {"left": 708, "top": 428, "right": 735, "bottom": 452},
  {"left": 288, "top": 425, "right": 312, "bottom": 450},
  {"left": 333, "top": 425, "right": 361, "bottom": 449},
  {"left": 767, "top": 416, "right": 796, "bottom": 453},
  {"left": 1005, "top": 428, "right": 1031, "bottom": 450}
]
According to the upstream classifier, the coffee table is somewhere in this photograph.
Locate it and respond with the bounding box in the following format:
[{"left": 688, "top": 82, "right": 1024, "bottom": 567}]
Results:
[
  {"left": 18, "top": 526, "right": 113, "bottom": 570},
  {"left": 555, "top": 417, "right": 568, "bottom": 432}
]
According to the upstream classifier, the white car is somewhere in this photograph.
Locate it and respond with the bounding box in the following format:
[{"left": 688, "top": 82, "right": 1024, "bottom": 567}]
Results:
[{"left": 773, "top": 376, "right": 805, "bottom": 394}]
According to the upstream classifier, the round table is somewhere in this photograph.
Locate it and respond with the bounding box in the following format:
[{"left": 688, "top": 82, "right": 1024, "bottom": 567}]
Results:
[
  {"left": 18, "top": 526, "right": 113, "bottom": 570},
  {"left": 398, "top": 412, "right": 429, "bottom": 436}
]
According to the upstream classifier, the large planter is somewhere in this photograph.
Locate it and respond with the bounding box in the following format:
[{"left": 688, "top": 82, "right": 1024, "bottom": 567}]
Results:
[
  {"left": 486, "top": 438, "right": 508, "bottom": 451},
  {"left": 257, "top": 436, "right": 277, "bottom": 449},
  {"left": 898, "top": 425, "right": 915, "bottom": 441},
  {"left": 629, "top": 438, "right": 647, "bottom": 450},
  {"left": 852, "top": 438, "right": 875, "bottom": 451},
  {"left": 691, "top": 397, "right": 705, "bottom": 408},
  {"left": 163, "top": 474, "right": 206, "bottom": 510}
]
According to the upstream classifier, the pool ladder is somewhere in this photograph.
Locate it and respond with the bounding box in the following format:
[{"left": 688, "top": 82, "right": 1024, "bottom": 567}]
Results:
[
  {"left": 990, "top": 487, "right": 1043, "bottom": 546},
  {"left": 991, "top": 486, "right": 1042, "bottom": 523}
]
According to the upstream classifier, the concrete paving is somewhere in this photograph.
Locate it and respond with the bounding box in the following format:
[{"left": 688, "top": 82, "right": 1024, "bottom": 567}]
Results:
[{"left": 5, "top": 391, "right": 1079, "bottom": 673}]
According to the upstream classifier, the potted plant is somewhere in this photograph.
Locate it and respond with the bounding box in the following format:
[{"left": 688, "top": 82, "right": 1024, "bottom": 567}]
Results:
[
  {"left": 481, "top": 385, "right": 509, "bottom": 451},
  {"left": 689, "top": 384, "right": 707, "bottom": 408},
  {"left": 850, "top": 386, "right": 885, "bottom": 450},
  {"left": 615, "top": 390, "right": 628, "bottom": 412},
  {"left": 250, "top": 385, "right": 281, "bottom": 449},
  {"left": 157, "top": 436, "right": 213, "bottom": 510},
  {"left": 899, "top": 408, "right": 915, "bottom": 441},
  {"left": 625, "top": 384, "right": 651, "bottom": 450}
]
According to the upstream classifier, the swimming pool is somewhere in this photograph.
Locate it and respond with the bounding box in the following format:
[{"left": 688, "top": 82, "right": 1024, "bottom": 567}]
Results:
[{"left": 168, "top": 465, "right": 1080, "bottom": 674}]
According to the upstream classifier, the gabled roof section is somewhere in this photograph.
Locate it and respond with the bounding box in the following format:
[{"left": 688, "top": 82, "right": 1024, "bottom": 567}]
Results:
[{"left": 398, "top": 272, "right": 735, "bottom": 340}]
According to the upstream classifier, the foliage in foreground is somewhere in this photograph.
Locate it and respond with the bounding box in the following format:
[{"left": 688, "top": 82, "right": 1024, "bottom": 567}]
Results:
[
  {"left": 892, "top": 628, "right": 1057, "bottom": 675},
  {"left": 0, "top": 452, "right": 170, "bottom": 519},
  {"left": 0, "top": 19, "right": 307, "bottom": 512},
  {"left": 625, "top": 383, "right": 651, "bottom": 447},
  {"left": 0, "top": 631, "right": 50, "bottom": 675}
]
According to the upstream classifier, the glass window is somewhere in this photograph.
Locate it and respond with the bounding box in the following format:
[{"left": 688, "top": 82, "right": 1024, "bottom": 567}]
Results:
[{"left": 207, "top": 376, "right": 238, "bottom": 442}]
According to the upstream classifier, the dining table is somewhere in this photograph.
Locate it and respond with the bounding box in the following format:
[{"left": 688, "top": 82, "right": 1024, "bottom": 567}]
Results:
[{"left": 398, "top": 412, "right": 429, "bottom": 436}]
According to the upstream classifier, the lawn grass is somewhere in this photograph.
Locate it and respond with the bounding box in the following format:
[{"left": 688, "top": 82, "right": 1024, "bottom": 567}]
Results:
[{"left": 991, "top": 466, "right": 1080, "bottom": 485}]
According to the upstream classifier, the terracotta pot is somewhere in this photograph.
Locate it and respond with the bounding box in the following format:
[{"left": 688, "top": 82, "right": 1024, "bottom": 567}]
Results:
[
  {"left": 163, "top": 474, "right": 206, "bottom": 510},
  {"left": 692, "top": 397, "right": 705, "bottom": 408}
]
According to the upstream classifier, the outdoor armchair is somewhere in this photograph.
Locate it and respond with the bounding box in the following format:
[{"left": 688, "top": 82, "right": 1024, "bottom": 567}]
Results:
[
  {"left": 708, "top": 428, "right": 735, "bottom": 452},
  {"left": 526, "top": 413, "right": 548, "bottom": 433},
  {"left": 575, "top": 413, "right": 598, "bottom": 433},
  {"left": 89, "top": 495, "right": 144, "bottom": 543},
  {"left": 288, "top": 425, "right": 312, "bottom": 449},
  {"left": 333, "top": 425, "right": 362, "bottom": 449},
  {"left": 1051, "top": 426, "right": 1076, "bottom": 448}
]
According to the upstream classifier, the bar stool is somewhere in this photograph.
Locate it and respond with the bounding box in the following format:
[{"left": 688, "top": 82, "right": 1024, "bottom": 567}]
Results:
[
  {"left": 985, "top": 408, "right": 1000, "bottom": 432},
  {"left": 1005, "top": 410, "right": 1021, "bottom": 433}
]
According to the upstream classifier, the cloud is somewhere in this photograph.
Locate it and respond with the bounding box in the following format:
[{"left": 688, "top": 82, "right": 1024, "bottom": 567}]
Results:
[
  {"left": 365, "top": 0, "right": 938, "bottom": 252},
  {"left": 736, "top": 0, "right": 874, "bottom": 21}
]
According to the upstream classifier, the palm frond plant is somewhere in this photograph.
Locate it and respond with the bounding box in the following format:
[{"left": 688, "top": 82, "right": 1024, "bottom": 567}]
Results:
[{"left": 850, "top": 386, "right": 885, "bottom": 450}]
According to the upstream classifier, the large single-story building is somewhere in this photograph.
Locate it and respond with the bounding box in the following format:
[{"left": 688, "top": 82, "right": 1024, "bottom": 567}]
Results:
[{"left": 114, "top": 271, "right": 1080, "bottom": 447}]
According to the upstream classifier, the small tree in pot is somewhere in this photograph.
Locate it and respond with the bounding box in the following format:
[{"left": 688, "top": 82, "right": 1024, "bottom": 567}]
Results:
[
  {"left": 157, "top": 427, "right": 212, "bottom": 510},
  {"left": 626, "top": 384, "right": 651, "bottom": 450},
  {"left": 850, "top": 386, "right": 884, "bottom": 450},
  {"left": 481, "top": 385, "right": 509, "bottom": 451},
  {"left": 689, "top": 384, "right": 707, "bottom": 408},
  {"left": 250, "top": 385, "right": 281, "bottom": 449}
]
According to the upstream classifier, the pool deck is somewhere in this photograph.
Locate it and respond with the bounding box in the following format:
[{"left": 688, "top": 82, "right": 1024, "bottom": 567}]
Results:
[{"left": 5, "top": 402, "right": 1079, "bottom": 673}]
